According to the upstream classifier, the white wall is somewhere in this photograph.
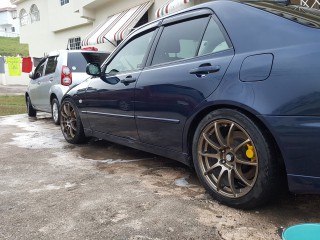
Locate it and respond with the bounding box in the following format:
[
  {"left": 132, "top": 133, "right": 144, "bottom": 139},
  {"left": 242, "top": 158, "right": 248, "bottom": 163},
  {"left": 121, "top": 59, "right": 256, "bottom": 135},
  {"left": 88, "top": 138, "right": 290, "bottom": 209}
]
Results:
[
  {"left": 18, "top": 0, "right": 92, "bottom": 57},
  {"left": 0, "top": 10, "right": 20, "bottom": 37}
]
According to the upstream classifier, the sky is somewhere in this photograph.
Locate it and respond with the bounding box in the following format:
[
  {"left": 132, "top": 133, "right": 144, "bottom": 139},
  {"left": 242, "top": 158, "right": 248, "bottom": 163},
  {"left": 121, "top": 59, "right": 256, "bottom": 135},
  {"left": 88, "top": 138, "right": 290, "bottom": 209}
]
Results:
[{"left": 0, "top": 0, "right": 15, "bottom": 8}]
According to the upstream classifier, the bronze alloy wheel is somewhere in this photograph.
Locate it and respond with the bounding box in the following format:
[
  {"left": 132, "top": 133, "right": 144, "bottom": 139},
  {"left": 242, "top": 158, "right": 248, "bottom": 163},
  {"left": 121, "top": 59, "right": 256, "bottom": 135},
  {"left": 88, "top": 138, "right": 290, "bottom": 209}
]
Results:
[
  {"left": 61, "top": 101, "right": 77, "bottom": 141},
  {"left": 197, "top": 119, "right": 258, "bottom": 198}
]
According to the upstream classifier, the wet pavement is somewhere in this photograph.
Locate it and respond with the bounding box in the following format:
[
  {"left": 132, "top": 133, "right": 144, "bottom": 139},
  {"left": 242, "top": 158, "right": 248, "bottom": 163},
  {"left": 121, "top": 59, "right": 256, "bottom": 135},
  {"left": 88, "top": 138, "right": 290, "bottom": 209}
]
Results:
[{"left": 1, "top": 113, "right": 320, "bottom": 239}]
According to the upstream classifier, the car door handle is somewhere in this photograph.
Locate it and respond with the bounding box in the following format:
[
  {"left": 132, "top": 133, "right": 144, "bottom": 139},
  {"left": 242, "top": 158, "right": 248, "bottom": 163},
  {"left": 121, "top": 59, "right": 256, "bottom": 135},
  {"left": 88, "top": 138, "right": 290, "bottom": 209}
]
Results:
[
  {"left": 49, "top": 77, "right": 54, "bottom": 82},
  {"left": 121, "top": 76, "right": 137, "bottom": 86},
  {"left": 189, "top": 65, "right": 220, "bottom": 76},
  {"left": 37, "top": 81, "right": 41, "bottom": 85}
]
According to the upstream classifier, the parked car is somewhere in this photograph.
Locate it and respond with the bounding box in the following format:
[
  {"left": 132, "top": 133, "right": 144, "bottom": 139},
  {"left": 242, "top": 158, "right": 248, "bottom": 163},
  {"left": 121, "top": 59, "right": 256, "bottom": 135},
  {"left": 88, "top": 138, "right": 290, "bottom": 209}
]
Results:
[
  {"left": 60, "top": 0, "right": 320, "bottom": 209},
  {"left": 25, "top": 50, "right": 110, "bottom": 124}
]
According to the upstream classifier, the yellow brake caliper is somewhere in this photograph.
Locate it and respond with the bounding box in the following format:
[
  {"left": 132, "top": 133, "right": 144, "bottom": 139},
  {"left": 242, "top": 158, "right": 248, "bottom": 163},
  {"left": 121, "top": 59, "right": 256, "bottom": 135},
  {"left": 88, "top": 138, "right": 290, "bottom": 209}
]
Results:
[{"left": 246, "top": 144, "right": 256, "bottom": 162}]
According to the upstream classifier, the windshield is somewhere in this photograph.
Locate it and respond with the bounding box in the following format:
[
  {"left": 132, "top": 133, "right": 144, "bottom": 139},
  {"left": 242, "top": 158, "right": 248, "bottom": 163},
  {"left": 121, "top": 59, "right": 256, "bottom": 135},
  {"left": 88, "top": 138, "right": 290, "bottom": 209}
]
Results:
[{"left": 245, "top": 1, "right": 320, "bottom": 28}]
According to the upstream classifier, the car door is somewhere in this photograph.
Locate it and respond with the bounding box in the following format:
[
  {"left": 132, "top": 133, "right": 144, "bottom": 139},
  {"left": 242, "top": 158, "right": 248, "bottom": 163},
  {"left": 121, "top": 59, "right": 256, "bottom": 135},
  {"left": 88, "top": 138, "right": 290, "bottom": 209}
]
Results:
[
  {"left": 135, "top": 12, "right": 234, "bottom": 152},
  {"left": 28, "top": 58, "right": 47, "bottom": 109},
  {"left": 36, "top": 56, "right": 58, "bottom": 111},
  {"left": 82, "top": 27, "right": 158, "bottom": 140}
]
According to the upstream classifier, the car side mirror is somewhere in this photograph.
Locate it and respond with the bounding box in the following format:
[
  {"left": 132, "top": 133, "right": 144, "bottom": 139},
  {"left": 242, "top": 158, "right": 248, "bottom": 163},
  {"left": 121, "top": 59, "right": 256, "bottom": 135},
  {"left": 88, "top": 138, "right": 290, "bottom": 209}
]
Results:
[
  {"left": 29, "top": 72, "right": 34, "bottom": 79},
  {"left": 86, "top": 63, "right": 101, "bottom": 77}
]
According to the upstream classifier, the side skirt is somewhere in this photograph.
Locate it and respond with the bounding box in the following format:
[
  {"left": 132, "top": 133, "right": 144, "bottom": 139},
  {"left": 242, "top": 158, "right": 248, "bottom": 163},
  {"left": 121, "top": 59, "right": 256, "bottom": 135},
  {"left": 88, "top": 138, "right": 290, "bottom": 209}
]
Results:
[{"left": 84, "top": 128, "right": 191, "bottom": 167}]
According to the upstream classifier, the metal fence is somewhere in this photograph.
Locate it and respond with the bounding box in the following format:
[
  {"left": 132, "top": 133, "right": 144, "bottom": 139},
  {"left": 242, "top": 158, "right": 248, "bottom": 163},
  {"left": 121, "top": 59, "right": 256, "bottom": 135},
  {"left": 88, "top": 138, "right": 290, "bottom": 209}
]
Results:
[{"left": 299, "top": 0, "right": 320, "bottom": 8}]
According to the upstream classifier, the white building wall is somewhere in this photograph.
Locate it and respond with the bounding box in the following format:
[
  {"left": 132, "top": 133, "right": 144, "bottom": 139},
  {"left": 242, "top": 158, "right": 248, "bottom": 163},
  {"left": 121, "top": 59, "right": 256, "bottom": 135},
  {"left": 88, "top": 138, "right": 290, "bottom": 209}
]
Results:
[
  {"left": 18, "top": 0, "right": 92, "bottom": 57},
  {"left": 0, "top": 10, "right": 20, "bottom": 37}
]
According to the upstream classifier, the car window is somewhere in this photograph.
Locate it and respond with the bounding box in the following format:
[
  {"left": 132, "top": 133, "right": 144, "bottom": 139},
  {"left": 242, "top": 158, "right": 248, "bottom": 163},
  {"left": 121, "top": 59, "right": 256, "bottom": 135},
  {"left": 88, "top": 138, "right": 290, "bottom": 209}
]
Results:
[
  {"left": 105, "top": 30, "right": 155, "bottom": 74},
  {"left": 151, "top": 17, "right": 209, "bottom": 66},
  {"left": 67, "top": 52, "right": 109, "bottom": 73},
  {"left": 45, "top": 56, "right": 58, "bottom": 75},
  {"left": 34, "top": 60, "right": 46, "bottom": 79},
  {"left": 198, "top": 18, "right": 230, "bottom": 56}
]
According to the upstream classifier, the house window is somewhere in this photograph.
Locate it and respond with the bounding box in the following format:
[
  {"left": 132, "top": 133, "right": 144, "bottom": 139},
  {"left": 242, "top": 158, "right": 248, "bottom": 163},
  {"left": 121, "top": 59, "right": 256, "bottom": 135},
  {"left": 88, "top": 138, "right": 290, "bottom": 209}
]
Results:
[
  {"left": 11, "top": 27, "right": 15, "bottom": 32},
  {"left": 30, "top": 4, "right": 40, "bottom": 23},
  {"left": 68, "top": 37, "right": 81, "bottom": 50},
  {"left": 19, "top": 9, "right": 28, "bottom": 26},
  {"left": 60, "top": 0, "right": 69, "bottom": 6}
]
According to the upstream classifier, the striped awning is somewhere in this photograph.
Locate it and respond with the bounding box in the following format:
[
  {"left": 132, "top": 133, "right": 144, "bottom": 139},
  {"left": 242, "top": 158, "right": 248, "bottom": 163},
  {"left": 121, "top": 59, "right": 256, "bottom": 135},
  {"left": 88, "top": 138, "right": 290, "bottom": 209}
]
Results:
[
  {"left": 156, "top": 0, "right": 191, "bottom": 18},
  {"left": 81, "top": 1, "right": 153, "bottom": 46}
]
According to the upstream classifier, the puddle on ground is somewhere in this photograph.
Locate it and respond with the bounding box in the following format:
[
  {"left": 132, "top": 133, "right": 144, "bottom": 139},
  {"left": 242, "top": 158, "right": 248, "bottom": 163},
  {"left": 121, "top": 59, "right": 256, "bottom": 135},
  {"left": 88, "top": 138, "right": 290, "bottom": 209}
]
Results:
[{"left": 174, "top": 174, "right": 200, "bottom": 187}]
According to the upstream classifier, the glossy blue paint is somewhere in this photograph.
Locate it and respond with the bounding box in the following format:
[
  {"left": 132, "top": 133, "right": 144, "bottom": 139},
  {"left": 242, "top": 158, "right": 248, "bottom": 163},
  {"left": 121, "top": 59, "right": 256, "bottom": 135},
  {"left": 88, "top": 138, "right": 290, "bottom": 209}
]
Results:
[
  {"left": 63, "top": 1, "right": 320, "bottom": 194},
  {"left": 240, "top": 54, "right": 273, "bottom": 82}
]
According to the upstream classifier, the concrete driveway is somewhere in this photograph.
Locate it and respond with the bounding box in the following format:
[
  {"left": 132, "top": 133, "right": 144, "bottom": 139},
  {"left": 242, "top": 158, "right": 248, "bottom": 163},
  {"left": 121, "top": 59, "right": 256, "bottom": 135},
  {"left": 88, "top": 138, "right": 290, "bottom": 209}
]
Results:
[{"left": 1, "top": 113, "right": 320, "bottom": 240}]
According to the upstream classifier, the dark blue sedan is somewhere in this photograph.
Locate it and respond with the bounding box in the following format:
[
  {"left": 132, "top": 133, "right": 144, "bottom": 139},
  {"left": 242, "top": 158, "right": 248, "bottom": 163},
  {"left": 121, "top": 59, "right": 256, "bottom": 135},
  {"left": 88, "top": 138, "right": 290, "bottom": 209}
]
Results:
[{"left": 60, "top": 0, "right": 320, "bottom": 209}]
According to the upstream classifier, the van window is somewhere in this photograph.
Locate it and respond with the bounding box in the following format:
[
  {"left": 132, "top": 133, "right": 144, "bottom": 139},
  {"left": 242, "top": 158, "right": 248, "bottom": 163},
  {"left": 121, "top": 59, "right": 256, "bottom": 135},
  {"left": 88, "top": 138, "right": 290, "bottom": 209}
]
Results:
[{"left": 67, "top": 52, "right": 109, "bottom": 73}]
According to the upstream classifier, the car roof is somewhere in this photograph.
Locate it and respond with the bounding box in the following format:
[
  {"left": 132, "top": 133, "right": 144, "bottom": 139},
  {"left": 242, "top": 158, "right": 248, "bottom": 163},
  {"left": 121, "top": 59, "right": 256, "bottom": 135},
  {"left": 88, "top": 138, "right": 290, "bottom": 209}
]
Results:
[{"left": 47, "top": 49, "right": 109, "bottom": 57}]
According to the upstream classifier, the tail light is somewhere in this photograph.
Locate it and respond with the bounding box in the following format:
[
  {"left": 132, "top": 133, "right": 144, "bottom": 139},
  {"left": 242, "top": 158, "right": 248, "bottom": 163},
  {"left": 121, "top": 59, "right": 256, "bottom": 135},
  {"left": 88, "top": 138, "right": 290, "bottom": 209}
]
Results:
[{"left": 61, "top": 66, "right": 72, "bottom": 86}]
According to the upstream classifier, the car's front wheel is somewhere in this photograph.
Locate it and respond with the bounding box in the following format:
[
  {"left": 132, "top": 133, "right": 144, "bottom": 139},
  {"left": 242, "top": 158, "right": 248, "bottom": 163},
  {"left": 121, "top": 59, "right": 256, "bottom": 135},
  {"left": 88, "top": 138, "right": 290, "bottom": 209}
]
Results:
[
  {"left": 192, "top": 109, "right": 279, "bottom": 209},
  {"left": 60, "top": 98, "right": 87, "bottom": 144},
  {"left": 26, "top": 96, "right": 36, "bottom": 117},
  {"left": 51, "top": 98, "right": 60, "bottom": 125}
]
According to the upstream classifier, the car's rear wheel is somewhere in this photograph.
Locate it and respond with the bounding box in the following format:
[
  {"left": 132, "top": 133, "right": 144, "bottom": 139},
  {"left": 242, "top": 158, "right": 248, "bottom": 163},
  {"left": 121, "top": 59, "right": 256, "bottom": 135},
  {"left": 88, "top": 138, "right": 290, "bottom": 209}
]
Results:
[
  {"left": 192, "top": 109, "right": 278, "bottom": 209},
  {"left": 60, "top": 98, "right": 87, "bottom": 144},
  {"left": 26, "top": 96, "right": 36, "bottom": 117},
  {"left": 51, "top": 98, "right": 60, "bottom": 125}
]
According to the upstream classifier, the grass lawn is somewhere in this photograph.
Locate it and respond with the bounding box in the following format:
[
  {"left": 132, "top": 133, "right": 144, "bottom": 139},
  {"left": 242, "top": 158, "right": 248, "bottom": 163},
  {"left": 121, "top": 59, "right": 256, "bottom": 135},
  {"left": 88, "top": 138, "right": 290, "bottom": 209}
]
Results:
[
  {"left": 0, "top": 37, "right": 29, "bottom": 56},
  {"left": 0, "top": 96, "right": 26, "bottom": 116}
]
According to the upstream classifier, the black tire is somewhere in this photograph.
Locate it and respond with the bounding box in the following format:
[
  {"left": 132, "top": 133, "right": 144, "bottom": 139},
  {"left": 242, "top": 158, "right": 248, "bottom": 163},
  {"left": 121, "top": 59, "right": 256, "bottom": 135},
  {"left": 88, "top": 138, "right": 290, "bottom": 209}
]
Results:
[
  {"left": 60, "top": 98, "right": 87, "bottom": 144},
  {"left": 192, "top": 109, "right": 279, "bottom": 209},
  {"left": 51, "top": 98, "right": 60, "bottom": 125},
  {"left": 26, "top": 96, "right": 36, "bottom": 117}
]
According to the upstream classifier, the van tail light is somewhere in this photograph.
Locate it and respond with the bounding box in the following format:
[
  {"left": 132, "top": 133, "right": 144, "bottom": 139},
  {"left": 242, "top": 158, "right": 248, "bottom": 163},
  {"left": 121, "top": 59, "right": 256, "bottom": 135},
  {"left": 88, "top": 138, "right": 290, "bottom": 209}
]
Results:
[{"left": 61, "top": 66, "right": 72, "bottom": 86}]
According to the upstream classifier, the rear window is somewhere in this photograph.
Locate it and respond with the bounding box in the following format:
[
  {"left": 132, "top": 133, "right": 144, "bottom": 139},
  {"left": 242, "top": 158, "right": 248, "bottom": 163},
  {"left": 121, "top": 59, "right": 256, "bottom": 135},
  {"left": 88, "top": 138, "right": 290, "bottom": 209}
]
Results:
[
  {"left": 246, "top": 2, "right": 320, "bottom": 28},
  {"left": 67, "top": 52, "right": 109, "bottom": 72}
]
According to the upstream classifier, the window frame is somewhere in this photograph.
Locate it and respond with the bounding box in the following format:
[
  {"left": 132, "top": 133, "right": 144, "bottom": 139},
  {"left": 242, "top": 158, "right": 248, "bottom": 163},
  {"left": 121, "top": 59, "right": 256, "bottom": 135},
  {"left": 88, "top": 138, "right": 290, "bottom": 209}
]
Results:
[
  {"left": 45, "top": 56, "right": 58, "bottom": 75},
  {"left": 150, "top": 15, "right": 211, "bottom": 66},
  {"left": 145, "top": 9, "right": 234, "bottom": 68},
  {"left": 60, "top": 0, "right": 69, "bottom": 6},
  {"left": 197, "top": 14, "right": 233, "bottom": 57},
  {"left": 68, "top": 37, "right": 81, "bottom": 50},
  {"left": 19, "top": 9, "right": 28, "bottom": 26},
  {"left": 30, "top": 4, "right": 40, "bottom": 23},
  {"left": 33, "top": 58, "right": 47, "bottom": 79},
  {"left": 102, "top": 26, "right": 159, "bottom": 75}
]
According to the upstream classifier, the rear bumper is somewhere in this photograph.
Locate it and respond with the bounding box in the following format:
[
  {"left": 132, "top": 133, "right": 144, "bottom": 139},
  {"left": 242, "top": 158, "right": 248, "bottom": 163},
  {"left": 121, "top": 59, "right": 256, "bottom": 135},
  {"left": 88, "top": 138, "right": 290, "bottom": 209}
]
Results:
[
  {"left": 261, "top": 115, "right": 320, "bottom": 193},
  {"left": 288, "top": 174, "right": 320, "bottom": 193}
]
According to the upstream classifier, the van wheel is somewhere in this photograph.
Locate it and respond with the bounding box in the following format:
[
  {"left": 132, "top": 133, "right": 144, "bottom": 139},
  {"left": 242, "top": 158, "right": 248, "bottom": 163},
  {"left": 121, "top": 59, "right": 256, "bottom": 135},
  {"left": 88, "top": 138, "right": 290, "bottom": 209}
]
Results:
[
  {"left": 26, "top": 96, "right": 36, "bottom": 117},
  {"left": 60, "top": 98, "right": 87, "bottom": 144},
  {"left": 192, "top": 109, "right": 278, "bottom": 209},
  {"left": 51, "top": 98, "right": 60, "bottom": 125}
]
